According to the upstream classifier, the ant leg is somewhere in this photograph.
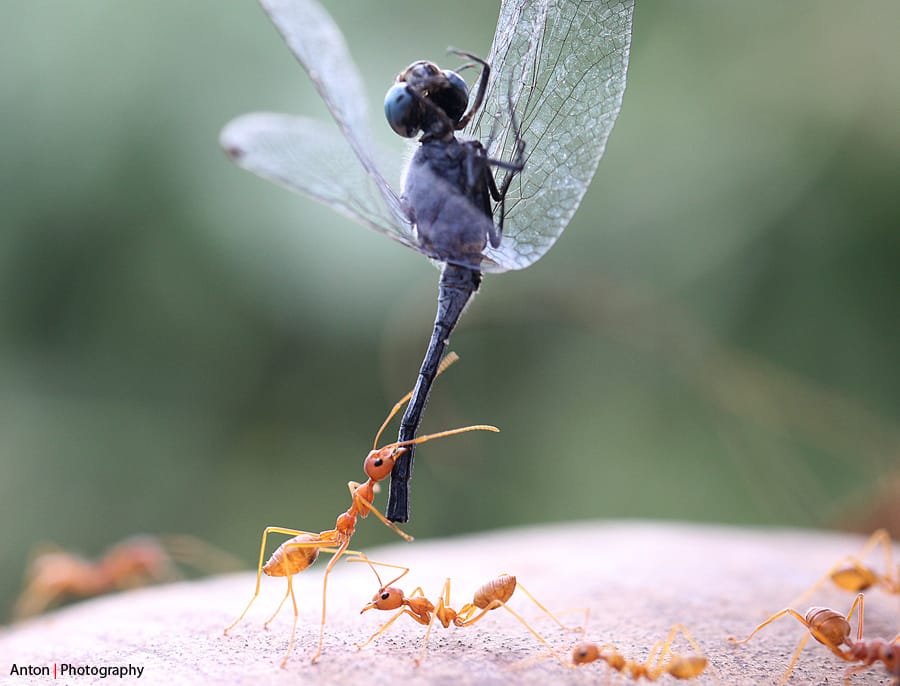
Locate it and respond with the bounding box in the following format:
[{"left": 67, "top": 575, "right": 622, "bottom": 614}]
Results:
[
  {"left": 346, "top": 481, "right": 413, "bottom": 542},
  {"left": 224, "top": 526, "right": 319, "bottom": 634},
  {"left": 261, "top": 539, "right": 345, "bottom": 630},
  {"left": 845, "top": 593, "right": 865, "bottom": 643},
  {"left": 495, "top": 602, "right": 566, "bottom": 663},
  {"left": 865, "top": 529, "right": 898, "bottom": 592},
  {"left": 417, "top": 580, "right": 450, "bottom": 665},
  {"left": 508, "top": 608, "right": 596, "bottom": 671},
  {"left": 270, "top": 545, "right": 365, "bottom": 669},
  {"left": 645, "top": 635, "right": 667, "bottom": 673},
  {"left": 358, "top": 501, "right": 413, "bottom": 542},
  {"left": 263, "top": 577, "right": 294, "bottom": 629},
  {"left": 731, "top": 608, "right": 840, "bottom": 685},
  {"left": 262, "top": 535, "right": 342, "bottom": 668},
  {"left": 513, "top": 578, "right": 582, "bottom": 632},
  {"left": 265, "top": 543, "right": 359, "bottom": 669},
  {"left": 345, "top": 553, "right": 412, "bottom": 590},
  {"left": 243, "top": 533, "right": 344, "bottom": 668},
  {"left": 277, "top": 573, "right": 299, "bottom": 668},
  {"left": 654, "top": 625, "right": 709, "bottom": 680},
  {"left": 728, "top": 608, "right": 811, "bottom": 645},
  {"left": 357, "top": 608, "right": 420, "bottom": 650},
  {"left": 672, "top": 624, "right": 705, "bottom": 654},
  {"left": 309, "top": 539, "right": 352, "bottom": 663},
  {"left": 728, "top": 608, "right": 822, "bottom": 684},
  {"left": 841, "top": 661, "right": 879, "bottom": 685},
  {"left": 457, "top": 597, "right": 563, "bottom": 663},
  {"left": 780, "top": 633, "right": 812, "bottom": 686}
]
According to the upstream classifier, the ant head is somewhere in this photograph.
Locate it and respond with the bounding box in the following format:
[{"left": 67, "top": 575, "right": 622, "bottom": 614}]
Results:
[
  {"left": 363, "top": 446, "right": 408, "bottom": 482},
  {"left": 879, "top": 641, "right": 899, "bottom": 676},
  {"left": 360, "top": 587, "right": 405, "bottom": 613},
  {"left": 572, "top": 642, "right": 600, "bottom": 665}
]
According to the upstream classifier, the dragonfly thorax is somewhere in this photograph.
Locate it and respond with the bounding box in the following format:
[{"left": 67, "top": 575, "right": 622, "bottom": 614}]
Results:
[{"left": 403, "top": 137, "right": 496, "bottom": 267}]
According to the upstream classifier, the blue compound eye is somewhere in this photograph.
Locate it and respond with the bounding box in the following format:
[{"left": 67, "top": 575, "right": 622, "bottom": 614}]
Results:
[
  {"left": 439, "top": 69, "right": 469, "bottom": 123},
  {"left": 384, "top": 82, "right": 420, "bottom": 138}
]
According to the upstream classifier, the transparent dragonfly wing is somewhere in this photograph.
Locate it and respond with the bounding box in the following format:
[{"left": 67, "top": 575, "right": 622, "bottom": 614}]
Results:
[
  {"left": 221, "top": 113, "right": 416, "bottom": 250},
  {"left": 467, "top": 0, "right": 635, "bottom": 273},
  {"left": 221, "top": 0, "right": 414, "bottom": 246}
]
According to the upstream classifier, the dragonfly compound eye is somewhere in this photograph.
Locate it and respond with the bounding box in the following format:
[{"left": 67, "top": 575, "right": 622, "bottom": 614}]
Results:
[
  {"left": 435, "top": 69, "right": 469, "bottom": 123},
  {"left": 384, "top": 83, "right": 420, "bottom": 137}
]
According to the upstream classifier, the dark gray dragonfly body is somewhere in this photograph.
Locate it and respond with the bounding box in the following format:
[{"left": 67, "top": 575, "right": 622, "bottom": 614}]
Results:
[
  {"left": 384, "top": 54, "right": 523, "bottom": 521},
  {"left": 221, "top": 0, "right": 633, "bottom": 522}
]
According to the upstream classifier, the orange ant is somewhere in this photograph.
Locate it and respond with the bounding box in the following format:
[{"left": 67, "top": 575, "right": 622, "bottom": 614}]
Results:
[
  {"left": 348, "top": 554, "right": 577, "bottom": 664},
  {"left": 564, "top": 621, "right": 709, "bottom": 681},
  {"left": 224, "top": 353, "right": 499, "bottom": 666},
  {"left": 728, "top": 593, "right": 900, "bottom": 684},
  {"left": 13, "top": 534, "right": 242, "bottom": 620},
  {"left": 791, "top": 529, "right": 899, "bottom": 607}
]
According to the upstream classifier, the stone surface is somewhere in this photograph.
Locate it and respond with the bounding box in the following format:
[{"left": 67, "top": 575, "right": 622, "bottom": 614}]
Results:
[{"left": 2, "top": 521, "right": 899, "bottom": 685}]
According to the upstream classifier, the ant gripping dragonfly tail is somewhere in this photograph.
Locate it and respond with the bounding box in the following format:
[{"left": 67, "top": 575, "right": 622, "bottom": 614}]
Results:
[{"left": 224, "top": 353, "right": 499, "bottom": 666}]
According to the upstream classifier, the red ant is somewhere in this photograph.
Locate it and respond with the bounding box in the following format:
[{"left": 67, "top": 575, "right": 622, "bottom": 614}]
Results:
[
  {"left": 728, "top": 593, "right": 900, "bottom": 684},
  {"left": 224, "top": 354, "right": 499, "bottom": 666},
  {"left": 348, "top": 554, "right": 577, "bottom": 664},
  {"left": 791, "top": 529, "right": 899, "bottom": 607},
  {"left": 13, "top": 534, "right": 241, "bottom": 620},
  {"left": 565, "top": 621, "right": 709, "bottom": 681}
]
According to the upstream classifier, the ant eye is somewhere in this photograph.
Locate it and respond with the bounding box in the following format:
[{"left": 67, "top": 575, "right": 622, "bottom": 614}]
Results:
[
  {"left": 374, "top": 458, "right": 383, "bottom": 467},
  {"left": 381, "top": 592, "right": 390, "bottom": 601}
]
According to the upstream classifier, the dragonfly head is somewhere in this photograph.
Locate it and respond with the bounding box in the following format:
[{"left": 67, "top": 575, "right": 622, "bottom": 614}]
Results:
[{"left": 385, "top": 60, "right": 469, "bottom": 138}]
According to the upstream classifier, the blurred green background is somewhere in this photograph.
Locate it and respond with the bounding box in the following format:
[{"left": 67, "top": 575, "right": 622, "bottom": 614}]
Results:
[{"left": 2, "top": 1, "right": 898, "bottom": 619}]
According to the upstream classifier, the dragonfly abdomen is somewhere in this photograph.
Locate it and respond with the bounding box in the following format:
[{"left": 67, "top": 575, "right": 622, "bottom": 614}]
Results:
[{"left": 388, "top": 263, "right": 481, "bottom": 522}]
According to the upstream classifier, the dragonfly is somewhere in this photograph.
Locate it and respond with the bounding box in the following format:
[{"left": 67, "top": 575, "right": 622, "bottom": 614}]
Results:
[{"left": 221, "top": 0, "right": 634, "bottom": 523}]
